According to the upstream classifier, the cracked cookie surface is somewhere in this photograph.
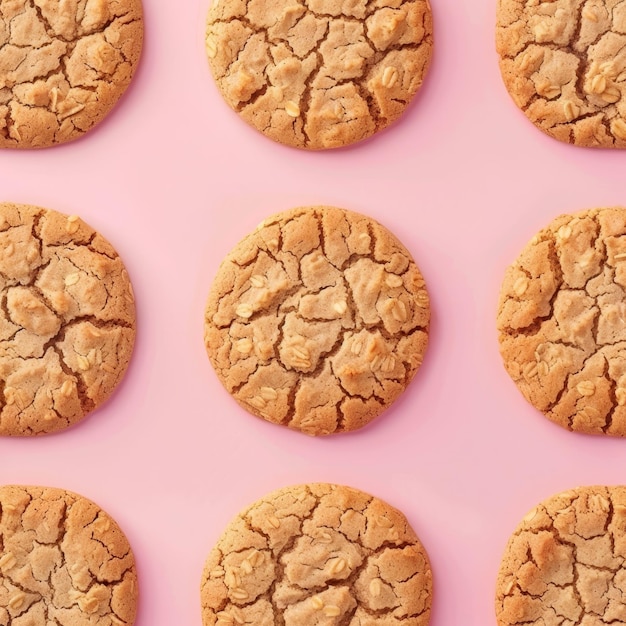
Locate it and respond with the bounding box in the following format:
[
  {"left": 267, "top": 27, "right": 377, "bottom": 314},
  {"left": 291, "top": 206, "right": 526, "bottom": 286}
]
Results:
[
  {"left": 0, "top": 0, "right": 143, "bottom": 149},
  {"left": 201, "top": 483, "right": 432, "bottom": 626},
  {"left": 496, "top": 485, "right": 626, "bottom": 626},
  {"left": 205, "top": 0, "right": 433, "bottom": 149},
  {"left": 204, "top": 206, "right": 429, "bottom": 436},
  {"left": 0, "top": 202, "right": 136, "bottom": 436},
  {"left": 496, "top": 0, "right": 626, "bottom": 148},
  {"left": 497, "top": 207, "right": 626, "bottom": 436},
  {"left": 0, "top": 484, "right": 137, "bottom": 626}
]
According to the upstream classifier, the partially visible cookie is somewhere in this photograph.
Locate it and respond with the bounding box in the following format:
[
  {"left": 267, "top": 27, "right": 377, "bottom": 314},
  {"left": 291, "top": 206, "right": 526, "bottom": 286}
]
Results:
[
  {"left": 201, "top": 483, "right": 433, "bottom": 626},
  {"left": 497, "top": 207, "right": 626, "bottom": 436},
  {"left": 205, "top": 0, "right": 433, "bottom": 149},
  {"left": 496, "top": 486, "right": 626, "bottom": 626},
  {"left": 204, "top": 205, "right": 430, "bottom": 436},
  {"left": 496, "top": 0, "right": 626, "bottom": 147},
  {"left": 0, "top": 485, "right": 138, "bottom": 625},
  {"left": 0, "top": 202, "right": 136, "bottom": 436},
  {"left": 0, "top": 0, "right": 143, "bottom": 149}
]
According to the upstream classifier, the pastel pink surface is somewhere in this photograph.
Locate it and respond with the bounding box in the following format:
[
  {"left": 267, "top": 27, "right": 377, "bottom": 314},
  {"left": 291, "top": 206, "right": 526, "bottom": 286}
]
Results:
[{"left": 1, "top": 0, "right": 626, "bottom": 625}]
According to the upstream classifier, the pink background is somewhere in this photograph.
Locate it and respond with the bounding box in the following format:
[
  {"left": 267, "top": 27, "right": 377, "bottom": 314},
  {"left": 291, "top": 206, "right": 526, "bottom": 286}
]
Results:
[{"left": 2, "top": 0, "right": 626, "bottom": 624}]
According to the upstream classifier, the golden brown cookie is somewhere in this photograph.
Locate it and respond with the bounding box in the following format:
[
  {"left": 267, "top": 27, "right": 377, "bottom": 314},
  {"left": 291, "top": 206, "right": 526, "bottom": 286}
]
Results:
[
  {"left": 496, "top": 0, "right": 626, "bottom": 147},
  {"left": 201, "top": 483, "right": 433, "bottom": 626},
  {"left": 496, "top": 485, "right": 626, "bottom": 626},
  {"left": 0, "top": 202, "right": 136, "bottom": 436},
  {"left": 205, "top": 0, "right": 433, "bottom": 149},
  {"left": 497, "top": 206, "right": 626, "bottom": 436},
  {"left": 204, "top": 206, "right": 430, "bottom": 436},
  {"left": 0, "top": 484, "right": 138, "bottom": 625},
  {"left": 0, "top": 0, "right": 143, "bottom": 149}
]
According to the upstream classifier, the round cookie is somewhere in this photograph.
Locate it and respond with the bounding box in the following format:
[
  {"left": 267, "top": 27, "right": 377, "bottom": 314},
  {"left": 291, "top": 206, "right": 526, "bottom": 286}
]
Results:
[
  {"left": 496, "top": 486, "right": 626, "bottom": 626},
  {"left": 201, "top": 483, "right": 433, "bottom": 626},
  {"left": 496, "top": 0, "right": 626, "bottom": 148},
  {"left": 0, "top": 202, "right": 136, "bottom": 436},
  {"left": 497, "top": 207, "right": 626, "bottom": 436},
  {"left": 204, "top": 205, "right": 430, "bottom": 436},
  {"left": 205, "top": 0, "right": 433, "bottom": 149},
  {"left": 0, "top": 0, "right": 143, "bottom": 149},
  {"left": 0, "top": 485, "right": 138, "bottom": 625}
]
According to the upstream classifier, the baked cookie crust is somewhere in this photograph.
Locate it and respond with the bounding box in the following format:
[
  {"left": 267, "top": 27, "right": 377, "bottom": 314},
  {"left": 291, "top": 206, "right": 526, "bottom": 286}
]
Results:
[
  {"left": 0, "top": 0, "right": 143, "bottom": 149},
  {"left": 496, "top": 486, "right": 626, "bottom": 626},
  {"left": 204, "top": 206, "right": 429, "bottom": 436},
  {"left": 0, "top": 484, "right": 138, "bottom": 626},
  {"left": 205, "top": 0, "right": 433, "bottom": 149},
  {"left": 0, "top": 202, "right": 136, "bottom": 436},
  {"left": 201, "top": 483, "right": 432, "bottom": 626},
  {"left": 498, "top": 207, "right": 626, "bottom": 436},
  {"left": 496, "top": 0, "right": 626, "bottom": 147}
]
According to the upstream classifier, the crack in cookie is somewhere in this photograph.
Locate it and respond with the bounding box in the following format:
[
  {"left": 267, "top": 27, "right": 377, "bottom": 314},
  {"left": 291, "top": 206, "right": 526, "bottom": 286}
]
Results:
[
  {"left": 497, "top": 207, "right": 626, "bottom": 436},
  {"left": 0, "top": 0, "right": 143, "bottom": 149},
  {"left": 0, "top": 485, "right": 138, "bottom": 625},
  {"left": 0, "top": 202, "right": 136, "bottom": 436},
  {"left": 204, "top": 206, "right": 429, "bottom": 436},
  {"left": 496, "top": 0, "right": 626, "bottom": 147},
  {"left": 201, "top": 483, "right": 432, "bottom": 626},
  {"left": 205, "top": 0, "right": 433, "bottom": 149},
  {"left": 496, "top": 486, "right": 626, "bottom": 626}
]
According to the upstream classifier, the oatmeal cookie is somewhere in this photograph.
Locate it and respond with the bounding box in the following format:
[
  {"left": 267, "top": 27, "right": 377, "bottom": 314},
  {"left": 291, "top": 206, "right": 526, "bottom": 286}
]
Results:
[
  {"left": 0, "top": 0, "right": 143, "bottom": 148},
  {"left": 0, "top": 202, "right": 136, "bottom": 436},
  {"left": 201, "top": 483, "right": 432, "bottom": 626},
  {"left": 0, "top": 484, "right": 138, "bottom": 626},
  {"left": 498, "top": 206, "right": 626, "bottom": 435},
  {"left": 496, "top": 486, "right": 626, "bottom": 626},
  {"left": 496, "top": 0, "right": 626, "bottom": 147},
  {"left": 204, "top": 205, "right": 429, "bottom": 436},
  {"left": 205, "top": 0, "right": 433, "bottom": 149}
]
